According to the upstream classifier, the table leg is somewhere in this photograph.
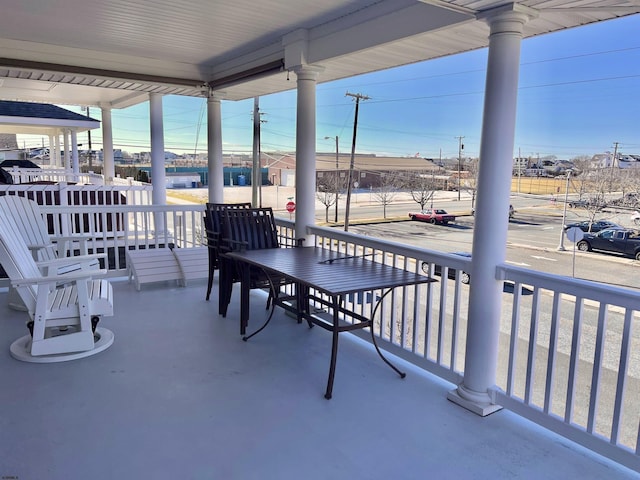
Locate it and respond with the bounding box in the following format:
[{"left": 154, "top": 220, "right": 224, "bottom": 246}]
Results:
[
  {"left": 242, "top": 268, "right": 278, "bottom": 342},
  {"left": 369, "top": 288, "right": 406, "bottom": 379},
  {"left": 239, "top": 262, "right": 250, "bottom": 335},
  {"left": 218, "top": 257, "right": 231, "bottom": 317},
  {"left": 324, "top": 296, "right": 341, "bottom": 400}
]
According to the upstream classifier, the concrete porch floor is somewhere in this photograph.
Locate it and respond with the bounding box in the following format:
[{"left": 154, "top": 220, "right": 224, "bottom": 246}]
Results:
[{"left": 0, "top": 278, "right": 637, "bottom": 480}]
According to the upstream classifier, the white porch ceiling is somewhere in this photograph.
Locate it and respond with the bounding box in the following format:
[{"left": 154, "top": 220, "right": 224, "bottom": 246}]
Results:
[{"left": 0, "top": 0, "right": 638, "bottom": 109}]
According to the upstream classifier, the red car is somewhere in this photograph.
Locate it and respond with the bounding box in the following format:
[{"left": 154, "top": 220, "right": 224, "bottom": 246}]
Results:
[{"left": 408, "top": 208, "right": 455, "bottom": 225}]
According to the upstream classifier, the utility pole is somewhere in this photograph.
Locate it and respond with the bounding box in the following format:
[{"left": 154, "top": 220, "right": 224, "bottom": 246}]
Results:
[
  {"left": 324, "top": 135, "right": 339, "bottom": 222},
  {"left": 557, "top": 169, "right": 572, "bottom": 252},
  {"left": 344, "top": 92, "right": 370, "bottom": 232},
  {"left": 610, "top": 141, "right": 619, "bottom": 192},
  {"left": 252, "top": 97, "right": 263, "bottom": 207},
  {"left": 455, "top": 136, "right": 464, "bottom": 201}
]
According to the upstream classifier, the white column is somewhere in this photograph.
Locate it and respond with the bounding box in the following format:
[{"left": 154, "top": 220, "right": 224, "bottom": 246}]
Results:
[
  {"left": 150, "top": 93, "right": 167, "bottom": 205},
  {"left": 448, "top": 5, "right": 535, "bottom": 416},
  {"left": 293, "top": 65, "right": 323, "bottom": 244},
  {"left": 54, "top": 133, "right": 61, "bottom": 167},
  {"left": 71, "top": 130, "right": 79, "bottom": 175},
  {"left": 207, "top": 92, "right": 224, "bottom": 203},
  {"left": 101, "top": 106, "right": 115, "bottom": 184},
  {"left": 63, "top": 130, "right": 71, "bottom": 170},
  {"left": 149, "top": 93, "right": 167, "bottom": 234},
  {"left": 48, "top": 135, "right": 54, "bottom": 167}
]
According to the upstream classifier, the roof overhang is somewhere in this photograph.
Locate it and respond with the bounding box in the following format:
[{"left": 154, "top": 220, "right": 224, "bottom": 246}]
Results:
[{"left": 0, "top": 1, "right": 637, "bottom": 108}]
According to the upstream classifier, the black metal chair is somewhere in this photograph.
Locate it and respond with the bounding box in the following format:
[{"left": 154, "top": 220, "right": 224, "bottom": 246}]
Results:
[
  {"left": 203, "top": 202, "right": 251, "bottom": 301},
  {"left": 217, "top": 207, "right": 298, "bottom": 328}
]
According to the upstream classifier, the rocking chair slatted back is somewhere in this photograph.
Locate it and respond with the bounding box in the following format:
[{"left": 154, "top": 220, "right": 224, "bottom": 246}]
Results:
[{"left": 0, "top": 195, "right": 54, "bottom": 261}]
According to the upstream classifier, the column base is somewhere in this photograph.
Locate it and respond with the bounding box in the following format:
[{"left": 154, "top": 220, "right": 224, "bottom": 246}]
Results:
[{"left": 447, "top": 387, "right": 503, "bottom": 417}]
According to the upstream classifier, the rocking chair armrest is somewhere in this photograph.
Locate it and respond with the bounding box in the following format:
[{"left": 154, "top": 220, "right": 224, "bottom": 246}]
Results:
[
  {"left": 51, "top": 234, "right": 93, "bottom": 256},
  {"left": 36, "top": 253, "right": 106, "bottom": 268},
  {"left": 27, "top": 243, "right": 50, "bottom": 251},
  {"left": 11, "top": 268, "right": 109, "bottom": 287}
]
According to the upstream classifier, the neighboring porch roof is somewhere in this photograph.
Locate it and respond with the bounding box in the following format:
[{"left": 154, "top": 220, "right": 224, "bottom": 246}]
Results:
[
  {"left": 0, "top": 100, "right": 100, "bottom": 136},
  {"left": 0, "top": 1, "right": 638, "bottom": 109}
]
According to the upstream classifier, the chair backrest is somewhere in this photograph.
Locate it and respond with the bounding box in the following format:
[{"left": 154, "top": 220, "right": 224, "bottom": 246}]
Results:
[
  {"left": 204, "top": 202, "right": 252, "bottom": 236},
  {"left": 0, "top": 195, "right": 56, "bottom": 262},
  {"left": 0, "top": 206, "right": 42, "bottom": 312},
  {"left": 221, "top": 207, "right": 280, "bottom": 251}
]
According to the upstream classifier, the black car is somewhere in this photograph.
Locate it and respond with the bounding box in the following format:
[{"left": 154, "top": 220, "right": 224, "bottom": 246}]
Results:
[
  {"left": 0, "top": 159, "right": 41, "bottom": 169},
  {"left": 421, "top": 252, "right": 471, "bottom": 284},
  {"left": 564, "top": 220, "right": 621, "bottom": 233}
]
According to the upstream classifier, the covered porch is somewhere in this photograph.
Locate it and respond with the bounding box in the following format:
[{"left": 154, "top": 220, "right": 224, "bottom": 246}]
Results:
[{"left": 0, "top": 278, "right": 634, "bottom": 479}]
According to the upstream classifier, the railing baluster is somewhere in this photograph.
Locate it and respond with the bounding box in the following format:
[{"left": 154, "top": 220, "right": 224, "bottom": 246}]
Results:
[
  {"left": 506, "top": 282, "right": 523, "bottom": 396},
  {"left": 611, "top": 309, "right": 633, "bottom": 445},
  {"left": 587, "top": 304, "right": 608, "bottom": 434},
  {"left": 565, "top": 297, "right": 584, "bottom": 425},
  {"left": 524, "top": 288, "right": 541, "bottom": 405},
  {"left": 543, "top": 291, "right": 562, "bottom": 414}
]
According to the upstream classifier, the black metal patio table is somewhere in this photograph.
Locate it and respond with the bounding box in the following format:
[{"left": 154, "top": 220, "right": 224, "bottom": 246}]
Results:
[{"left": 222, "top": 246, "right": 436, "bottom": 399}]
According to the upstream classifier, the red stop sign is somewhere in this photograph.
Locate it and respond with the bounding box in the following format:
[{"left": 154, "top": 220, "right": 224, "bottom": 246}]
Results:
[{"left": 286, "top": 201, "right": 296, "bottom": 213}]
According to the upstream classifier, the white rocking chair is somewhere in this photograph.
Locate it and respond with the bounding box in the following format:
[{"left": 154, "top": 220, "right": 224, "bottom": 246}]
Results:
[
  {"left": 0, "top": 206, "right": 114, "bottom": 363},
  {"left": 0, "top": 195, "right": 99, "bottom": 310}
]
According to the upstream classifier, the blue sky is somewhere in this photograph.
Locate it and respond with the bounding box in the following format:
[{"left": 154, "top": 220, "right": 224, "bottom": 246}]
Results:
[{"left": 20, "top": 13, "right": 640, "bottom": 161}]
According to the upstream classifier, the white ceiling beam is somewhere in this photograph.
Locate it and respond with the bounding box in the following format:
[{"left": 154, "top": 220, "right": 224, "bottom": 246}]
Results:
[{"left": 306, "top": 2, "right": 473, "bottom": 65}]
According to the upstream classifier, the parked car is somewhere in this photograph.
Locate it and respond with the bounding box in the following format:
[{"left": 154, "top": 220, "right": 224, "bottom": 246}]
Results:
[
  {"left": 563, "top": 220, "right": 621, "bottom": 233},
  {"left": 567, "top": 198, "right": 605, "bottom": 209},
  {"left": 576, "top": 228, "right": 640, "bottom": 260},
  {"left": 608, "top": 193, "right": 639, "bottom": 208},
  {"left": 408, "top": 208, "right": 455, "bottom": 225},
  {"left": 421, "top": 252, "right": 471, "bottom": 284},
  {"left": 0, "top": 159, "right": 41, "bottom": 169},
  {"left": 631, "top": 211, "right": 640, "bottom": 226}
]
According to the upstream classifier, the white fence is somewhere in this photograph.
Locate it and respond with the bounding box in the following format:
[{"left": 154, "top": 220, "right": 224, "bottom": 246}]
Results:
[
  {"left": 0, "top": 183, "right": 153, "bottom": 206},
  {"left": 3, "top": 167, "right": 102, "bottom": 185}
]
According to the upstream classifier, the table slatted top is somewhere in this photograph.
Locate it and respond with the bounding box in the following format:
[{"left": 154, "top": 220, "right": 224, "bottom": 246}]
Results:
[{"left": 225, "top": 247, "right": 434, "bottom": 296}]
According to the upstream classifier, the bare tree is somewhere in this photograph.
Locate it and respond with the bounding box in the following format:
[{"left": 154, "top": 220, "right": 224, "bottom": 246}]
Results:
[
  {"left": 316, "top": 175, "right": 337, "bottom": 223},
  {"left": 404, "top": 170, "right": 439, "bottom": 210},
  {"left": 465, "top": 158, "right": 479, "bottom": 210},
  {"left": 580, "top": 167, "right": 611, "bottom": 229},
  {"left": 373, "top": 173, "right": 401, "bottom": 218},
  {"left": 316, "top": 174, "right": 346, "bottom": 223}
]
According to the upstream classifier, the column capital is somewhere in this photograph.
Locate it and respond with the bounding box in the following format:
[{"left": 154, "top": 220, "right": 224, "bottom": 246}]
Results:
[
  {"left": 292, "top": 64, "right": 325, "bottom": 82},
  {"left": 478, "top": 3, "right": 538, "bottom": 34},
  {"left": 208, "top": 90, "right": 227, "bottom": 102}
]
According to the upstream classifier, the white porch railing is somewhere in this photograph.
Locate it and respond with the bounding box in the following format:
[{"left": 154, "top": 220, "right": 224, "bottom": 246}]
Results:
[
  {"left": 277, "top": 219, "right": 640, "bottom": 472},
  {"left": 4, "top": 166, "right": 101, "bottom": 185},
  {"left": 0, "top": 183, "right": 153, "bottom": 206},
  {"left": 0, "top": 203, "right": 637, "bottom": 472}
]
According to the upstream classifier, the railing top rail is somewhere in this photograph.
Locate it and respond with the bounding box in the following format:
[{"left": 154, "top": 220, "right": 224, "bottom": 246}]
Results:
[
  {"left": 39, "top": 203, "right": 206, "bottom": 214},
  {"left": 305, "top": 222, "right": 472, "bottom": 267},
  {"left": 0, "top": 184, "right": 152, "bottom": 191},
  {"left": 497, "top": 263, "right": 640, "bottom": 308}
]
